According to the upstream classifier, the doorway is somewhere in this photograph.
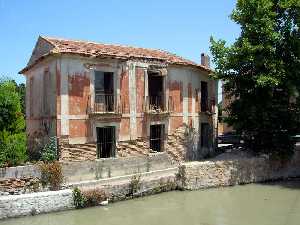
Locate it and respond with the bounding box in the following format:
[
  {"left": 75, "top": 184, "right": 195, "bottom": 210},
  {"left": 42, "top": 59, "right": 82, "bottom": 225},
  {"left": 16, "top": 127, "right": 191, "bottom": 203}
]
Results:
[
  {"left": 96, "top": 126, "right": 116, "bottom": 158},
  {"left": 150, "top": 124, "right": 165, "bottom": 152}
]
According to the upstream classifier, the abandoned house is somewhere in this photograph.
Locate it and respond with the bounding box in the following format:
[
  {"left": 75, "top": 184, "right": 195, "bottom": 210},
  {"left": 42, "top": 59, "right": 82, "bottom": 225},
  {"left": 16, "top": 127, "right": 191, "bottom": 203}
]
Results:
[{"left": 19, "top": 36, "right": 218, "bottom": 162}]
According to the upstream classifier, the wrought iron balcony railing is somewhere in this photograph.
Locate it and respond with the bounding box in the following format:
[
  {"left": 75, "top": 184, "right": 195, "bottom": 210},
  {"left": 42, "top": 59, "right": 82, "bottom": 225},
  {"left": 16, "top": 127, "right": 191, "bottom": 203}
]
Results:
[
  {"left": 144, "top": 96, "right": 174, "bottom": 113},
  {"left": 200, "top": 99, "right": 216, "bottom": 114},
  {"left": 90, "top": 93, "right": 121, "bottom": 114}
]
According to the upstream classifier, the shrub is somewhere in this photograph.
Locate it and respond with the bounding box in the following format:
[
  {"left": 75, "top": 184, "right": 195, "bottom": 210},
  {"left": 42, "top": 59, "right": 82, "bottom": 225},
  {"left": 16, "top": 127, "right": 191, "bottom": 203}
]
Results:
[
  {"left": 0, "top": 132, "right": 27, "bottom": 167},
  {"left": 39, "top": 161, "right": 64, "bottom": 190},
  {"left": 129, "top": 174, "right": 141, "bottom": 195},
  {"left": 41, "top": 136, "right": 58, "bottom": 162},
  {"left": 73, "top": 187, "right": 86, "bottom": 209},
  {"left": 82, "top": 188, "right": 108, "bottom": 207},
  {"left": 73, "top": 187, "right": 108, "bottom": 209}
]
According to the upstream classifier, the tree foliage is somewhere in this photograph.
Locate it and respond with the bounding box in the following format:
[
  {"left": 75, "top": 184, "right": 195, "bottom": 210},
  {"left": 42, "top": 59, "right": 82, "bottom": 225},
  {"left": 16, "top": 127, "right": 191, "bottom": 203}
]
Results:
[
  {"left": 210, "top": 0, "right": 300, "bottom": 158},
  {"left": 0, "top": 78, "right": 27, "bottom": 166}
]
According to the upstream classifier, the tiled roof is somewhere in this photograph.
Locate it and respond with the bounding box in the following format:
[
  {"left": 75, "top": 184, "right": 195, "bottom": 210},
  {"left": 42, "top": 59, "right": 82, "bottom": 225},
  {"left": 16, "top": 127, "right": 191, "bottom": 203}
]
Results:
[{"left": 20, "top": 36, "right": 210, "bottom": 73}]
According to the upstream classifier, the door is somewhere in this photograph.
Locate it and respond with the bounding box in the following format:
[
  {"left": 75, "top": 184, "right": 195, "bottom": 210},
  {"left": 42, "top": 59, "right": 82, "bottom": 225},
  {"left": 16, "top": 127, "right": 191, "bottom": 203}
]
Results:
[
  {"left": 150, "top": 124, "right": 165, "bottom": 152},
  {"left": 96, "top": 126, "right": 116, "bottom": 158}
]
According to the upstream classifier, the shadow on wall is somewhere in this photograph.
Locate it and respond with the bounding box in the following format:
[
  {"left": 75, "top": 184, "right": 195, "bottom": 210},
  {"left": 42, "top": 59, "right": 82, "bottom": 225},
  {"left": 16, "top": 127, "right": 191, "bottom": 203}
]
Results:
[
  {"left": 258, "top": 178, "right": 300, "bottom": 190},
  {"left": 184, "top": 124, "right": 215, "bottom": 161}
]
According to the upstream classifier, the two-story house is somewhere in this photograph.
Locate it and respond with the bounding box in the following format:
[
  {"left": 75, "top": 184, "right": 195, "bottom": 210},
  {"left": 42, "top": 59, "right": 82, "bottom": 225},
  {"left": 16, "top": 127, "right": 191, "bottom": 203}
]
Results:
[{"left": 20, "top": 36, "right": 218, "bottom": 161}]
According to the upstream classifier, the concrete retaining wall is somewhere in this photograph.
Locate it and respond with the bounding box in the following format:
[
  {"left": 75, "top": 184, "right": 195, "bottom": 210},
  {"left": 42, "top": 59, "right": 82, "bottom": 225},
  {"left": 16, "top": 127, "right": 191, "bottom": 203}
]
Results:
[
  {"left": 0, "top": 169, "right": 177, "bottom": 220},
  {"left": 179, "top": 151, "right": 300, "bottom": 190},
  {"left": 0, "top": 153, "right": 175, "bottom": 183},
  {"left": 0, "top": 165, "right": 40, "bottom": 180},
  {"left": 63, "top": 152, "right": 175, "bottom": 183}
]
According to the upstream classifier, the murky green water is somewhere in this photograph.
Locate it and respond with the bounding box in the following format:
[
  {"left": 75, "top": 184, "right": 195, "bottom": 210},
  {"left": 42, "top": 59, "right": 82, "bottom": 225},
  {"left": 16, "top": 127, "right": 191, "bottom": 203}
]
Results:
[{"left": 1, "top": 180, "right": 300, "bottom": 225}]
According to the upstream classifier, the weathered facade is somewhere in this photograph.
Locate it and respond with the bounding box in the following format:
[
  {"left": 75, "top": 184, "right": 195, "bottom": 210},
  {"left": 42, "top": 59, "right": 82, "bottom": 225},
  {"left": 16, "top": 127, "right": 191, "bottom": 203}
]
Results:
[{"left": 20, "top": 36, "right": 218, "bottom": 162}]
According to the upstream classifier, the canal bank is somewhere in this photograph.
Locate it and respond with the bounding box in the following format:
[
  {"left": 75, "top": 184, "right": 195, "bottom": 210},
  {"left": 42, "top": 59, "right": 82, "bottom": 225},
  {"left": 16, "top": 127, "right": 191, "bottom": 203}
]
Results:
[
  {"left": 2, "top": 179, "right": 300, "bottom": 225},
  {"left": 1, "top": 150, "right": 300, "bottom": 220}
]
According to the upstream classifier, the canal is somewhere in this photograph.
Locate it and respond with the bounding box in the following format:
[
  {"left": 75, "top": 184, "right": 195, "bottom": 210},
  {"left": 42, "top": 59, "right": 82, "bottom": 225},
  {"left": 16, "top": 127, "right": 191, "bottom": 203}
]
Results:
[{"left": 1, "top": 180, "right": 300, "bottom": 225}]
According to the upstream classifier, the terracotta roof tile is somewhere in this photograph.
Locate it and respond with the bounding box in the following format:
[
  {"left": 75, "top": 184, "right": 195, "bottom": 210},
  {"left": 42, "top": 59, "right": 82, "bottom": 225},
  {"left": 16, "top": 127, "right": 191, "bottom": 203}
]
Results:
[{"left": 20, "top": 36, "right": 210, "bottom": 73}]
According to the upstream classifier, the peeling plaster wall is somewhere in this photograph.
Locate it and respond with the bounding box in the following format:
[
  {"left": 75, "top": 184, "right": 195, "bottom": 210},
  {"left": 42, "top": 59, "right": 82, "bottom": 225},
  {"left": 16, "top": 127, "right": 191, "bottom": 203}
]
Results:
[
  {"left": 57, "top": 56, "right": 124, "bottom": 144},
  {"left": 168, "top": 65, "right": 218, "bottom": 157},
  {"left": 25, "top": 57, "right": 57, "bottom": 152}
]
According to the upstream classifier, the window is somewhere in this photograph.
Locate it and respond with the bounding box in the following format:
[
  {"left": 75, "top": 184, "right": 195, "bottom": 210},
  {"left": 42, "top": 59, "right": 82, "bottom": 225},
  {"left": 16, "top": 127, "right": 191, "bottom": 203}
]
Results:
[
  {"left": 150, "top": 124, "right": 165, "bottom": 152},
  {"left": 94, "top": 71, "right": 114, "bottom": 112},
  {"left": 201, "top": 81, "right": 208, "bottom": 112},
  {"left": 201, "top": 123, "right": 211, "bottom": 148},
  {"left": 148, "top": 72, "right": 164, "bottom": 112},
  {"left": 96, "top": 126, "right": 116, "bottom": 158}
]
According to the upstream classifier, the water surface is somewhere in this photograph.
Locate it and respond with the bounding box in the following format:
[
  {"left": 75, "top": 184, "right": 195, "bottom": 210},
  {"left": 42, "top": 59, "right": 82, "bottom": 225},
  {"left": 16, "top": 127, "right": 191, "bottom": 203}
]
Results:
[{"left": 1, "top": 180, "right": 300, "bottom": 225}]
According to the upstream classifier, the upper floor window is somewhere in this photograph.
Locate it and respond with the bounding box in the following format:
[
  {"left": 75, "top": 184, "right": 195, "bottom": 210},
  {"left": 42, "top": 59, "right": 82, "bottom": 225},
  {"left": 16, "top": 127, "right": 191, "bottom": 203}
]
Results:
[{"left": 94, "top": 71, "right": 114, "bottom": 112}]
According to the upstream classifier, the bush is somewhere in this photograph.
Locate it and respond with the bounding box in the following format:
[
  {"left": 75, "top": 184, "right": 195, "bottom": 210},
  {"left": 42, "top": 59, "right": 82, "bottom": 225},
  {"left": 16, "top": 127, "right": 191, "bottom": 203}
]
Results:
[
  {"left": 41, "top": 136, "right": 58, "bottom": 162},
  {"left": 73, "top": 187, "right": 86, "bottom": 209},
  {"left": 0, "top": 132, "right": 27, "bottom": 167},
  {"left": 73, "top": 187, "right": 108, "bottom": 209},
  {"left": 39, "top": 161, "right": 64, "bottom": 190},
  {"left": 129, "top": 174, "right": 141, "bottom": 195},
  {"left": 82, "top": 188, "right": 108, "bottom": 207}
]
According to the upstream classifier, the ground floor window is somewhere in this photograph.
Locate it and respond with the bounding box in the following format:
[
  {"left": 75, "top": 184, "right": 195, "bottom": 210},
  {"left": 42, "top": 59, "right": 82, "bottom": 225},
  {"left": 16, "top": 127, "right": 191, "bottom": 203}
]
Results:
[
  {"left": 150, "top": 124, "right": 165, "bottom": 152},
  {"left": 201, "top": 123, "right": 211, "bottom": 148},
  {"left": 96, "top": 126, "right": 116, "bottom": 158}
]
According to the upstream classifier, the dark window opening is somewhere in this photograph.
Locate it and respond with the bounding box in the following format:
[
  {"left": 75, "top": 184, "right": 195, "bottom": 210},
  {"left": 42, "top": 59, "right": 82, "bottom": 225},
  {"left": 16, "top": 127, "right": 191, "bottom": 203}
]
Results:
[
  {"left": 201, "top": 81, "right": 208, "bottom": 112},
  {"left": 96, "top": 126, "right": 116, "bottom": 158},
  {"left": 148, "top": 72, "right": 164, "bottom": 111},
  {"left": 201, "top": 123, "right": 210, "bottom": 148},
  {"left": 150, "top": 124, "right": 165, "bottom": 152},
  {"left": 94, "top": 71, "right": 114, "bottom": 112}
]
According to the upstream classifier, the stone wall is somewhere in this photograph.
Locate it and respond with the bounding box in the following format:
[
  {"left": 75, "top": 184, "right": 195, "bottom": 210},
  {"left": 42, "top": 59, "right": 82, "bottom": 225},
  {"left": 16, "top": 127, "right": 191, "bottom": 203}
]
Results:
[
  {"left": 179, "top": 151, "right": 300, "bottom": 190},
  {"left": 0, "top": 189, "right": 74, "bottom": 219}
]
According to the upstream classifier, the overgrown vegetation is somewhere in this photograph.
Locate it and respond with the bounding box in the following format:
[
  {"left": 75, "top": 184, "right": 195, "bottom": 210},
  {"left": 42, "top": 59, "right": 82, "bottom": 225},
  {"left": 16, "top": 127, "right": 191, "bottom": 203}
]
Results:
[
  {"left": 41, "top": 136, "right": 58, "bottom": 162},
  {"left": 73, "top": 187, "right": 108, "bottom": 209},
  {"left": 0, "top": 79, "right": 27, "bottom": 167},
  {"left": 39, "top": 161, "right": 64, "bottom": 190},
  {"left": 128, "top": 174, "right": 141, "bottom": 195},
  {"left": 73, "top": 187, "right": 86, "bottom": 209},
  {"left": 210, "top": 0, "right": 300, "bottom": 159}
]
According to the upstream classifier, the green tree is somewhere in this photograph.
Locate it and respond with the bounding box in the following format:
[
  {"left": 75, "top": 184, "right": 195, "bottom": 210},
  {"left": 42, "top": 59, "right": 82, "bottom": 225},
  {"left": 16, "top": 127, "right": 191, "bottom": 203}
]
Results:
[
  {"left": 210, "top": 0, "right": 300, "bottom": 159},
  {"left": 0, "top": 78, "right": 27, "bottom": 166},
  {"left": 13, "top": 81, "right": 26, "bottom": 117}
]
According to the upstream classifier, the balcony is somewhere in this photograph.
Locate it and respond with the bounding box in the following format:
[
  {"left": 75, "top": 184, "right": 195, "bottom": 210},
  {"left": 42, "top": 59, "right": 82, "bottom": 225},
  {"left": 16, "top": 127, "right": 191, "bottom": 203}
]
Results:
[
  {"left": 144, "top": 96, "right": 174, "bottom": 115},
  {"left": 89, "top": 94, "right": 121, "bottom": 120},
  {"left": 200, "top": 99, "right": 216, "bottom": 115}
]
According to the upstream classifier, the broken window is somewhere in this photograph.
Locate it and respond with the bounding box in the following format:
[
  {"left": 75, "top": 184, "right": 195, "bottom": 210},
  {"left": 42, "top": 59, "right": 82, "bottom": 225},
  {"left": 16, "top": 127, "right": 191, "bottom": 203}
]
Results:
[
  {"left": 148, "top": 72, "right": 164, "bottom": 112},
  {"left": 94, "top": 71, "right": 114, "bottom": 112},
  {"left": 150, "top": 124, "right": 165, "bottom": 152},
  {"left": 201, "top": 123, "right": 211, "bottom": 148},
  {"left": 96, "top": 126, "right": 116, "bottom": 158},
  {"left": 201, "top": 81, "right": 208, "bottom": 112}
]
